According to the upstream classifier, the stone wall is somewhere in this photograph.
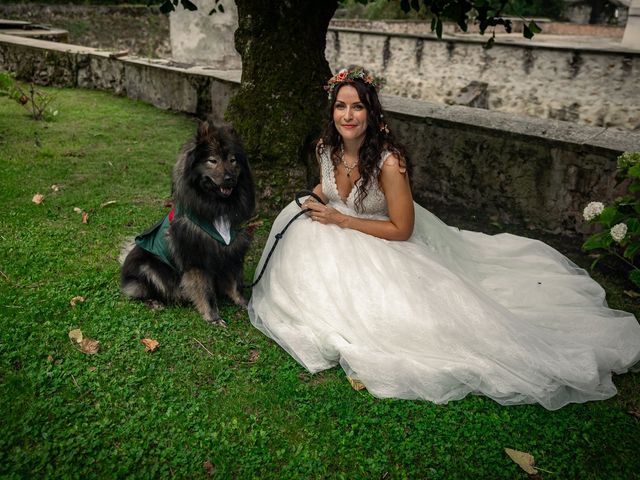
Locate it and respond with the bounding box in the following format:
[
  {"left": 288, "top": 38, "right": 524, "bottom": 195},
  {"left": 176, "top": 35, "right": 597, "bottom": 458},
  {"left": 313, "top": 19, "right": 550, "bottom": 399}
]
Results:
[
  {"left": 326, "top": 28, "right": 640, "bottom": 131},
  {"left": 3, "top": 5, "right": 638, "bottom": 131},
  {"left": 1, "top": 33, "right": 639, "bottom": 235},
  {"left": 385, "top": 96, "right": 639, "bottom": 233}
]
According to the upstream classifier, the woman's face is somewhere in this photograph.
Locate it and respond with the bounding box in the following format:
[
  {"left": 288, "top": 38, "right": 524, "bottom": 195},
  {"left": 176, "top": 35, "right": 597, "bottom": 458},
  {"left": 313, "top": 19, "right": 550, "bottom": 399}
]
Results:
[{"left": 333, "top": 85, "right": 367, "bottom": 144}]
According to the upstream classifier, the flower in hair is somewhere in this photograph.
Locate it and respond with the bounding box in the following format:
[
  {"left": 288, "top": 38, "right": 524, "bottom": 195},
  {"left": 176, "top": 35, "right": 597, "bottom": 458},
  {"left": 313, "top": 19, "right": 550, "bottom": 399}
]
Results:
[{"left": 324, "top": 67, "right": 382, "bottom": 100}]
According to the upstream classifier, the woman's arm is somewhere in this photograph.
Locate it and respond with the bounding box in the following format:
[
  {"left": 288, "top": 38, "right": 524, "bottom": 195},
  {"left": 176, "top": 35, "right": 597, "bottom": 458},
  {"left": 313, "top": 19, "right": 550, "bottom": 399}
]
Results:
[
  {"left": 305, "top": 154, "right": 414, "bottom": 241},
  {"left": 310, "top": 183, "right": 328, "bottom": 205}
]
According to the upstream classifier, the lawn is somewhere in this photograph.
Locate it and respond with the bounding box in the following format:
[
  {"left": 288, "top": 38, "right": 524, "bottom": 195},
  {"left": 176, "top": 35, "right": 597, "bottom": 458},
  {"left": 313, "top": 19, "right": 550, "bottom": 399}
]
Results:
[{"left": 0, "top": 86, "right": 638, "bottom": 479}]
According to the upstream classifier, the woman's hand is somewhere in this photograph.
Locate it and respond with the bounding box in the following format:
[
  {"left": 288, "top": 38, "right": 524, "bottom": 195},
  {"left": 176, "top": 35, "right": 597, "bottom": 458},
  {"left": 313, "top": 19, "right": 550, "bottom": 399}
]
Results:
[{"left": 303, "top": 200, "right": 346, "bottom": 227}]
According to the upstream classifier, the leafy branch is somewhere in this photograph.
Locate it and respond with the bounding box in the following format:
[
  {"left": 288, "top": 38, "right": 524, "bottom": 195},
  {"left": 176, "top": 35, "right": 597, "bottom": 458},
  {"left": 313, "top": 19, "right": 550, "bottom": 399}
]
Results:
[
  {"left": 582, "top": 152, "right": 640, "bottom": 289},
  {"left": 155, "top": 0, "right": 223, "bottom": 15},
  {"left": 151, "top": 0, "right": 541, "bottom": 45}
]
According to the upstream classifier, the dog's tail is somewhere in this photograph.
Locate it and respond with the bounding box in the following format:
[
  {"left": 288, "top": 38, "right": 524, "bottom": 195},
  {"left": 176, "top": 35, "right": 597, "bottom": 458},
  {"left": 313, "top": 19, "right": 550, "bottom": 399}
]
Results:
[{"left": 118, "top": 237, "right": 136, "bottom": 265}]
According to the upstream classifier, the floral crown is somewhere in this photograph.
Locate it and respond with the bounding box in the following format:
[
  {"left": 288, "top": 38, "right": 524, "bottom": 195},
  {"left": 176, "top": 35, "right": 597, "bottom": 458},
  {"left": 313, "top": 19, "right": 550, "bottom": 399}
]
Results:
[{"left": 324, "top": 67, "right": 382, "bottom": 100}]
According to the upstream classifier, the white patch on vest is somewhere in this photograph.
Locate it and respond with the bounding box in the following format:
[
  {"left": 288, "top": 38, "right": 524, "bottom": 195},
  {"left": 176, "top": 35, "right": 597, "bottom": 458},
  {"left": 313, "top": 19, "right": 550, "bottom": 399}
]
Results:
[{"left": 214, "top": 217, "right": 232, "bottom": 245}]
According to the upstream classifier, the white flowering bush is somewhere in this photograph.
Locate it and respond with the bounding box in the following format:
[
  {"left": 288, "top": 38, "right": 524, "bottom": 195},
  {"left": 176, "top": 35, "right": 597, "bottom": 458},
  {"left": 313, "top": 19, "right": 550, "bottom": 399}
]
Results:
[
  {"left": 582, "top": 201, "right": 604, "bottom": 221},
  {"left": 582, "top": 151, "right": 640, "bottom": 289}
]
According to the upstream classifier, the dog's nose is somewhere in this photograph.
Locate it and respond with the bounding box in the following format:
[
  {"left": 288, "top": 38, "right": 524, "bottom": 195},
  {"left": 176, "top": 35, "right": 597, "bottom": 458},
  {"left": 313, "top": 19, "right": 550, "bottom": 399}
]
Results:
[{"left": 224, "top": 172, "right": 235, "bottom": 182}]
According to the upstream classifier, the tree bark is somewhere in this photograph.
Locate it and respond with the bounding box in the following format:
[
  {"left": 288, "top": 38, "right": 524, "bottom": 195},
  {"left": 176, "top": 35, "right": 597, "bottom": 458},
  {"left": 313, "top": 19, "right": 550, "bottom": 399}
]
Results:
[{"left": 227, "top": 0, "right": 338, "bottom": 165}]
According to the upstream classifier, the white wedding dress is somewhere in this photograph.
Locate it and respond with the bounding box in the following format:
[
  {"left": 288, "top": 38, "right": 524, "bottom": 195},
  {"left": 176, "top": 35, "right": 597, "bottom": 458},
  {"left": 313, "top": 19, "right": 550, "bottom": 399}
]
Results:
[{"left": 248, "top": 150, "right": 640, "bottom": 410}]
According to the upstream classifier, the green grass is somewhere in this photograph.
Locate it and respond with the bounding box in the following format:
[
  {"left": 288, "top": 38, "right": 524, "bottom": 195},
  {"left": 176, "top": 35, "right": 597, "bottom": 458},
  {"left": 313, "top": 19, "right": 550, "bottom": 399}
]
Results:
[{"left": 1, "top": 86, "right": 639, "bottom": 479}]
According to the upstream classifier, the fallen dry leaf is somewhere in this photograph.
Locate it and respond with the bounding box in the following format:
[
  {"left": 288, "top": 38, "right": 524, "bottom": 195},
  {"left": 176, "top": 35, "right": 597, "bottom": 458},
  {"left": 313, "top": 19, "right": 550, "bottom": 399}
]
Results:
[
  {"left": 628, "top": 405, "right": 640, "bottom": 419},
  {"left": 68, "top": 328, "right": 84, "bottom": 344},
  {"left": 73, "top": 207, "right": 82, "bottom": 214},
  {"left": 505, "top": 448, "right": 538, "bottom": 475},
  {"left": 80, "top": 338, "right": 100, "bottom": 355},
  {"left": 261, "top": 186, "right": 273, "bottom": 199},
  {"left": 32, "top": 193, "right": 44, "bottom": 204},
  {"left": 624, "top": 290, "right": 640, "bottom": 298},
  {"left": 70, "top": 296, "right": 85, "bottom": 307},
  {"left": 82, "top": 211, "right": 89, "bottom": 224},
  {"left": 51, "top": 184, "right": 60, "bottom": 192},
  {"left": 248, "top": 349, "right": 260, "bottom": 363},
  {"left": 88, "top": 366, "right": 97, "bottom": 372},
  {"left": 203, "top": 460, "right": 215, "bottom": 477},
  {"left": 109, "top": 49, "right": 129, "bottom": 59},
  {"left": 47, "top": 355, "right": 55, "bottom": 363},
  {"left": 347, "top": 376, "right": 366, "bottom": 391},
  {"left": 141, "top": 338, "right": 160, "bottom": 352},
  {"left": 100, "top": 200, "right": 117, "bottom": 208}
]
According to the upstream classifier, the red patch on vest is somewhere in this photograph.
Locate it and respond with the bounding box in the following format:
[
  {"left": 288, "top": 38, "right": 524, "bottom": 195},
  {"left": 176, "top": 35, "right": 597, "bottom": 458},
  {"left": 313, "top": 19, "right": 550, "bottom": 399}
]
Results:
[
  {"left": 246, "top": 224, "right": 257, "bottom": 236},
  {"left": 168, "top": 208, "right": 175, "bottom": 222}
]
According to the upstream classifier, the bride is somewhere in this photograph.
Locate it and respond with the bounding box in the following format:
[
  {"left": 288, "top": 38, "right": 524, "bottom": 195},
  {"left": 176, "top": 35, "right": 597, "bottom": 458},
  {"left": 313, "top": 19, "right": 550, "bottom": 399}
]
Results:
[{"left": 248, "top": 67, "right": 640, "bottom": 410}]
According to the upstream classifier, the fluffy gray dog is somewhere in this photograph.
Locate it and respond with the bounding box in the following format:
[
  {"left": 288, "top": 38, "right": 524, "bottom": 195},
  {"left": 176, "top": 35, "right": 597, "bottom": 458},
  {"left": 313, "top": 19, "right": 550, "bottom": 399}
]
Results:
[{"left": 120, "top": 121, "right": 256, "bottom": 326}]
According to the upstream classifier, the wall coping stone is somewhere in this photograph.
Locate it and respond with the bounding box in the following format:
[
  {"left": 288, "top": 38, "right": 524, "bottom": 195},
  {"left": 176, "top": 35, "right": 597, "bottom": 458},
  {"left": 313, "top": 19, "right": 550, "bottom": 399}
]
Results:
[
  {"left": 0, "top": 32, "right": 98, "bottom": 54},
  {"left": 328, "top": 26, "right": 640, "bottom": 55},
  {"left": 124, "top": 56, "right": 241, "bottom": 84},
  {"left": 383, "top": 95, "right": 640, "bottom": 154}
]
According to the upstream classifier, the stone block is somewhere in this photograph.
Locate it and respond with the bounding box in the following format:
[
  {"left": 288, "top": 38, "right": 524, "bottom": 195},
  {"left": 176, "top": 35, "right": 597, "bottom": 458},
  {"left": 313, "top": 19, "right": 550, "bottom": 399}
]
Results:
[
  {"left": 622, "top": 0, "right": 640, "bottom": 47},
  {"left": 169, "top": 0, "right": 241, "bottom": 69},
  {"left": 122, "top": 59, "right": 199, "bottom": 113}
]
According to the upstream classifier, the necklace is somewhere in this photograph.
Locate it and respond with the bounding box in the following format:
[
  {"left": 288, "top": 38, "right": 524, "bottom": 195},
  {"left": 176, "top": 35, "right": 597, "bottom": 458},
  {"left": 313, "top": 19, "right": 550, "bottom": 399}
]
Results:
[{"left": 340, "top": 144, "right": 358, "bottom": 178}]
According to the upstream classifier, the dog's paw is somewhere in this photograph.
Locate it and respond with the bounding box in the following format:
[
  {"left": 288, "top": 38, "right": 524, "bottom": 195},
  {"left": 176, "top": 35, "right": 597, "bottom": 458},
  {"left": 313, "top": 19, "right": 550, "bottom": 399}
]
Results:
[
  {"left": 145, "top": 299, "right": 165, "bottom": 310},
  {"left": 228, "top": 290, "right": 248, "bottom": 309},
  {"left": 206, "top": 317, "right": 227, "bottom": 328}
]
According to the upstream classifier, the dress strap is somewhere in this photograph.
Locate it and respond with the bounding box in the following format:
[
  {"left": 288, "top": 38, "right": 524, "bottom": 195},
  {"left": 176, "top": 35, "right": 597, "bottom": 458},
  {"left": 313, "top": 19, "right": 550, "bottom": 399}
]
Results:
[
  {"left": 319, "top": 146, "right": 334, "bottom": 186},
  {"left": 378, "top": 150, "right": 393, "bottom": 169}
]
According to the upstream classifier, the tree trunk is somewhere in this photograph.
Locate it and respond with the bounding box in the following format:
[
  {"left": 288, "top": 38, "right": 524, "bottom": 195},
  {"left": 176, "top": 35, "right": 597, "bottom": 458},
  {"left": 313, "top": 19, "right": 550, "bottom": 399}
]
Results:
[{"left": 227, "top": 0, "right": 338, "bottom": 166}]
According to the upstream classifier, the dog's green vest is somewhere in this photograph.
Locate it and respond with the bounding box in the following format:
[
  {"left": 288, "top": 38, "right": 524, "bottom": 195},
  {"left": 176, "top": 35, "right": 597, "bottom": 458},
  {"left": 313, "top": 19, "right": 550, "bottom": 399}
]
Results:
[{"left": 135, "top": 207, "right": 239, "bottom": 271}]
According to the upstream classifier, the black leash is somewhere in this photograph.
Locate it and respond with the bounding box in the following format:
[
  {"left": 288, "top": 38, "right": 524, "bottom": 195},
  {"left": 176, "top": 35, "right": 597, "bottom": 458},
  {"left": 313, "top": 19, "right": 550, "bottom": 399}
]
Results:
[{"left": 245, "top": 190, "right": 326, "bottom": 289}]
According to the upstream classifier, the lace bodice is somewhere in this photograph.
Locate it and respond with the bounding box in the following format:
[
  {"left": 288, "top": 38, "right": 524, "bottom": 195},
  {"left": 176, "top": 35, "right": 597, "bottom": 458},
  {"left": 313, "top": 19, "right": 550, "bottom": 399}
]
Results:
[{"left": 320, "top": 147, "right": 390, "bottom": 218}]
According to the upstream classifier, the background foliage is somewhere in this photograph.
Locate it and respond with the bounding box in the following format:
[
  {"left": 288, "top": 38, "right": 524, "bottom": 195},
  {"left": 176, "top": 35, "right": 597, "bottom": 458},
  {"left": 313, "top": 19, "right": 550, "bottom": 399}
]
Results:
[
  {"left": 336, "top": 0, "right": 565, "bottom": 20},
  {"left": 8, "top": 0, "right": 566, "bottom": 19},
  {"left": 5, "top": 0, "right": 154, "bottom": 4}
]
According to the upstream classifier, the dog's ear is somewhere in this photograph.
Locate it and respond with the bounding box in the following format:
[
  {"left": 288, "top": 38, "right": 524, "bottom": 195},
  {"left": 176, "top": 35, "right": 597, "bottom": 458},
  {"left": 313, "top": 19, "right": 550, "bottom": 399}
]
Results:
[
  {"left": 197, "top": 120, "right": 211, "bottom": 142},
  {"left": 218, "top": 126, "right": 247, "bottom": 160},
  {"left": 218, "top": 125, "right": 240, "bottom": 141}
]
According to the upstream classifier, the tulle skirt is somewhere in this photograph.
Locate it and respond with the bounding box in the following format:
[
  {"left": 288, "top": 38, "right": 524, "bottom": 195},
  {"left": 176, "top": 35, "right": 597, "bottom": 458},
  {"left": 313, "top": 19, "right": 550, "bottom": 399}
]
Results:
[{"left": 248, "top": 201, "right": 640, "bottom": 410}]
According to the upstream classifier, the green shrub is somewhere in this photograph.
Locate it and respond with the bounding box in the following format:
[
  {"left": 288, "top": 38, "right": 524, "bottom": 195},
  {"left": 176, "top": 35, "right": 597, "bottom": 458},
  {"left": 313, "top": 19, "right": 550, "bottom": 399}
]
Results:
[
  {"left": 582, "top": 152, "right": 640, "bottom": 289},
  {"left": 0, "top": 72, "right": 58, "bottom": 121}
]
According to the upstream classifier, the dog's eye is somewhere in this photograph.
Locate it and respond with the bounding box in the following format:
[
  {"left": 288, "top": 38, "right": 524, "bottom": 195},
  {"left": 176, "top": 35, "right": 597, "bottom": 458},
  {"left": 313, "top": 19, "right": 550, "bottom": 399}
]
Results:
[
  {"left": 230, "top": 156, "right": 237, "bottom": 164},
  {"left": 207, "top": 157, "right": 218, "bottom": 165}
]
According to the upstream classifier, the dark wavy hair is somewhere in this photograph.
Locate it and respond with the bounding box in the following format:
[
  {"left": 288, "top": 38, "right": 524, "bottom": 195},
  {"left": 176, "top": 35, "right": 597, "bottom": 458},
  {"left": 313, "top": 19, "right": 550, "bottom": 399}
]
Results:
[{"left": 318, "top": 72, "right": 411, "bottom": 212}]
